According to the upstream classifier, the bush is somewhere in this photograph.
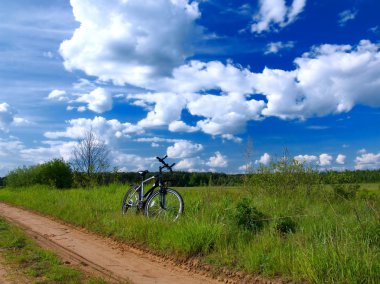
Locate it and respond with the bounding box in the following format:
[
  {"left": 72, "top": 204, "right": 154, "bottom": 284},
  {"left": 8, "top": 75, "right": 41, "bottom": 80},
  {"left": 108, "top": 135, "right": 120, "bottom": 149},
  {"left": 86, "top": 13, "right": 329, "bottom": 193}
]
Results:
[
  {"left": 5, "top": 159, "right": 73, "bottom": 189},
  {"left": 275, "top": 216, "right": 297, "bottom": 235},
  {"left": 333, "top": 184, "right": 360, "bottom": 199},
  {"left": 38, "top": 159, "right": 73, "bottom": 189},
  {"left": 235, "top": 197, "right": 267, "bottom": 232}
]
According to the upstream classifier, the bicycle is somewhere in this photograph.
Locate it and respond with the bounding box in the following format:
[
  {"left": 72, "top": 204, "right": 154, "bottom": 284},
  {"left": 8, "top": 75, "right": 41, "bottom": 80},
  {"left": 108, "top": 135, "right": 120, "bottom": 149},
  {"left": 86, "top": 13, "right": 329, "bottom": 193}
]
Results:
[{"left": 121, "top": 155, "right": 184, "bottom": 221}]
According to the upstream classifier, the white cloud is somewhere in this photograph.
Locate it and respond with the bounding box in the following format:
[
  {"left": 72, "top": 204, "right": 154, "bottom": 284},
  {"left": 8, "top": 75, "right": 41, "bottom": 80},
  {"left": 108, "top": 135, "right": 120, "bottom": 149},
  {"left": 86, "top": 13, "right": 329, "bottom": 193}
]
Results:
[
  {"left": 251, "top": 0, "right": 306, "bottom": 33},
  {"left": 175, "top": 156, "right": 203, "bottom": 171},
  {"left": 134, "top": 40, "right": 380, "bottom": 136},
  {"left": 76, "top": 87, "right": 113, "bottom": 113},
  {"left": 168, "top": 120, "right": 198, "bottom": 133},
  {"left": 0, "top": 103, "right": 15, "bottom": 131},
  {"left": 265, "top": 41, "right": 295, "bottom": 54},
  {"left": 206, "top": 151, "right": 228, "bottom": 168},
  {"left": 0, "top": 138, "right": 24, "bottom": 157},
  {"left": 355, "top": 152, "right": 380, "bottom": 170},
  {"left": 338, "top": 9, "right": 358, "bottom": 27},
  {"left": 44, "top": 116, "right": 143, "bottom": 143},
  {"left": 254, "top": 40, "right": 380, "bottom": 119},
  {"left": 47, "top": 89, "right": 68, "bottom": 101},
  {"left": 166, "top": 140, "right": 203, "bottom": 159},
  {"left": 294, "top": 154, "right": 318, "bottom": 163},
  {"left": 238, "top": 162, "right": 253, "bottom": 172},
  {"left": 336, "top": 154, "right": 346, "bottom": 165},
  {"left": 319, "top": 153, "right": 332, "bottom": 166},
  {"left": 187, "top": 93, "right": 265, "bottom": 135},
  {"left": 135, "top": 137, "right": 182, "bottom": 144},
  {"left": 221, "top": 134, "right": 243, "bottom": 143},
  {"left": 0, "top": 103, "right": 25, "bottom": 131},
  {"left": 358, "top": 148, "right": 367, "bottom": 154},
  {"left": 60, "top": 0, "right": 202, "bottom": 87},
  {"left": 20, "top": 141, "right": 78, "bottom": 164},
  {"left": 0, "top": 138, "right": 77, "bottom": 175},
  {"left": 112, "top": 152, "right": 155, "bottom": 171},
  {"left": 128, "top": 92, "right": 193, "bottom": 128},
  {"left": 255, "top": 153, "right": 271, "bottom": 165}
]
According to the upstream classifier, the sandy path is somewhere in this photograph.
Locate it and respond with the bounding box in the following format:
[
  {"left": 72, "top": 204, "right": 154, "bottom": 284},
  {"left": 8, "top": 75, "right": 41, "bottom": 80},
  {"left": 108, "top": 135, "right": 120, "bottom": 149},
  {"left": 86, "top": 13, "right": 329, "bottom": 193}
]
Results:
[{"left": 0, "top": 202, "right": 222, "bottom": 284}]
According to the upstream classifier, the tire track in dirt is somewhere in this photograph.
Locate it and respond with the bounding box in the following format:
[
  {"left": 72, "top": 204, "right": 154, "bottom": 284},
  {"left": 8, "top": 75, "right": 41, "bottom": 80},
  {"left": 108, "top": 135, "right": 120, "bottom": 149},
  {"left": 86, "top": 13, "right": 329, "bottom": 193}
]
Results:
[{"left": 0, "top": 202, "right": 223, "bottom": 284}]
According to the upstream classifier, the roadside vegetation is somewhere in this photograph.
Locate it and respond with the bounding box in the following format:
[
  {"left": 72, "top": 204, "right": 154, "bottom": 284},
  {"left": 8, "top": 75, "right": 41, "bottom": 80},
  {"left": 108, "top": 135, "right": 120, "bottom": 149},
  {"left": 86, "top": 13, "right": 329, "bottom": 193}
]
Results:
[
  {"left": 0, "top": 217, "right": 105, "bottom": 284},
  {"left": 1, "top": 142, "right": 379, "bottom": 283},
  {"left": 0, "top": 157, "right": 379, "bottom": 283}
]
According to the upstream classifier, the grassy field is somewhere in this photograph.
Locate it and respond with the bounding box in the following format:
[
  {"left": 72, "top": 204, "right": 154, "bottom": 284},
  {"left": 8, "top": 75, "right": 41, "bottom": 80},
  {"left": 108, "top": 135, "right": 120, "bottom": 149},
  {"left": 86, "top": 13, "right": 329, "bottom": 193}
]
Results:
[
  {"left": 0, "top": 217, "right": 105, "bottom": 284},
  {"left": 0, "top": 183, "right": 379, "bottom": 283}
]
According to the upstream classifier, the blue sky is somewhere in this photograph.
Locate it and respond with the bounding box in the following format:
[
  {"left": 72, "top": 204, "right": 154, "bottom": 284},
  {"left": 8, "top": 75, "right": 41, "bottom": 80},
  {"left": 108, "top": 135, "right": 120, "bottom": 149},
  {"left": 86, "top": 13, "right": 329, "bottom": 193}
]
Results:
[{"left": 1, "top": 0, "right": 380, "bottom": 176}]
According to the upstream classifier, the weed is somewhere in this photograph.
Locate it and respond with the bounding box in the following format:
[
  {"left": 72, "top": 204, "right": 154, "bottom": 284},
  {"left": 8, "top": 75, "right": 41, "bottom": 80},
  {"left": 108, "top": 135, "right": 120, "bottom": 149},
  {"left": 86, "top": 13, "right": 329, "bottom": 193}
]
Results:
[
  {"left": 275, "top": 216, "right": 297, "bottom": 235},
  {"left": 235, "top": 197, "right": 267, "bottom": 232},
  {"left": 333, "top": 183, "right": 360, "bottom": 199}
]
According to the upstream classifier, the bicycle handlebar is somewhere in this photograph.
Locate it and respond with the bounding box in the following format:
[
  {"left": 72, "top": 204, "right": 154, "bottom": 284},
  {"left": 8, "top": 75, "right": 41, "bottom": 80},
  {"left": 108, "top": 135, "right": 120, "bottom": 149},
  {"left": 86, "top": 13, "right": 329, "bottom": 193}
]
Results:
[{"left": 156, "top": 155, "right": 175, "bottom": 172}]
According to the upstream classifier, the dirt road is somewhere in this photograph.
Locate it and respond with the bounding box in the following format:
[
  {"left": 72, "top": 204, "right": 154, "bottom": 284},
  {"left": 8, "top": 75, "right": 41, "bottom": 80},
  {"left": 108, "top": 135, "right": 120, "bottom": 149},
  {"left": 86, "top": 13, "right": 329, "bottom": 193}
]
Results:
[{"left": 0, "top": 202, "right": 222, "bottom": 284}]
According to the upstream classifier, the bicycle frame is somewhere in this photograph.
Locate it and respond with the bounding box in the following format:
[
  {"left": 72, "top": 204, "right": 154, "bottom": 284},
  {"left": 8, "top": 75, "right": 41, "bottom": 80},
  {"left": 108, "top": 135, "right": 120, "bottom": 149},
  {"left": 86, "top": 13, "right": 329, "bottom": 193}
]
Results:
[{"left": 138, "top": 166, "right": 168, "bottom": 205}]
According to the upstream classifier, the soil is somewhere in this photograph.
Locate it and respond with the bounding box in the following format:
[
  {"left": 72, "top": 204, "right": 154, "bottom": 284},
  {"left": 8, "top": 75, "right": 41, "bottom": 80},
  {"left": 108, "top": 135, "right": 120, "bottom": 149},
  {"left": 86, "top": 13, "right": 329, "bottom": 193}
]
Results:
[
  {"left": 0, "top": 202, "right": 284, "bottom": 284},
  {"left": 0, "top": 202, "right": 226, "bottom": 284}
]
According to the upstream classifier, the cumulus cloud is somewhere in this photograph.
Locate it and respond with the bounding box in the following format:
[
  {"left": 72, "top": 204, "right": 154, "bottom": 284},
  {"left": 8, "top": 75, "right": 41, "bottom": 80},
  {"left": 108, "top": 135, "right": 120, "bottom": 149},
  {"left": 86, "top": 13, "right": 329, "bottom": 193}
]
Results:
[
  {"left": 265, "top": 41, "right": 295, "bottom": 54},
  {"left": 76, "top": 87, "right": 113, "bottom": 113},
  {"left": 336, "top": 154, "right": 346, "bottom": 165},
  {"left": 166, "top": 140, "right": 203, "bottom": 159},
  {"left": 44, "top": 116, "right": 143, "bottom": 143},
  {"left": 338, "top": 9, "right": 358, "bottom": 27},
  {"left": 168, "top": 120, "right": 198, "bottom": 133},
  {"left": 255, "top": 153, "right": 271, "bottom": 165},
  {"left": 254, "top": 40, "right": 380, "bottom": 119},
  {"left": 221, "top": 134, "right": 243, "bottom": 143},
  {"left": 0, "top": 138, "right": 78, "bottom": 175},
  {"left": 0, "top": 103, "right": 16, "bottom": 131},
  {"left": 294, "top": 154, "right": 318, "bottom": 163},
  {"left": 188, "top": 93, "right": 264, "bottom": 135},
  {"left": 206, "top": 151, "right": 228, "bottom": 168},
  {"left": 47, "top": 89, "right": 68, "bottom": 101},
  {"left": 238, "top": 162, "right": 253, "bottom": 172},
  {"left": 128, "top": 92, "right": 194, "bottom": 128},
  {"left": 251, "top": 0, "right": 306, "bottom": 33},
  {"left": 60, "top": 0, "right": 202, "bottom": 87},
  {"left": 319, "top": 153, "right": 332, "bottom": 166},
  {"left": 175, "top": 156, "right": 204, "bottom": 171},
  {"left": 355, "top": 152, "right": 380, "bottom": 170},
  {"left": 20, "top": 141, "right": 78, "bottom": 164},
  {"left": 112, "top": 152, "right": 155, "bottom": 171}
]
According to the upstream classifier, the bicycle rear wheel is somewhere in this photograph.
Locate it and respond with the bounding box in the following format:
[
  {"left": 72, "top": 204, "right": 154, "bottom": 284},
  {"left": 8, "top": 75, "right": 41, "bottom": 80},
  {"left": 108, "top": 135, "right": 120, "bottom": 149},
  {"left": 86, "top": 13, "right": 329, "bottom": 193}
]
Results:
[
  {"left": 144, "top": 188, "right": 184, "bottom": 221},
  {"left": 121, "top": 185, "right": 141, "bottom": 215}
]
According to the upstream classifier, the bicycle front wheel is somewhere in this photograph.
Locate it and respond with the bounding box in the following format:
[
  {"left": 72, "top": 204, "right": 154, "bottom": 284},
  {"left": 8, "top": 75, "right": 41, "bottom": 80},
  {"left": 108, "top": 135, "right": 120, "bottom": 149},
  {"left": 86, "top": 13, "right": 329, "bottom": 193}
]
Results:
[
  {"left": 144, "top": 188, "right": 184, "bottom": 221},
  {"left": 121, "top": 185, "right": 140, "bottom": 215}
]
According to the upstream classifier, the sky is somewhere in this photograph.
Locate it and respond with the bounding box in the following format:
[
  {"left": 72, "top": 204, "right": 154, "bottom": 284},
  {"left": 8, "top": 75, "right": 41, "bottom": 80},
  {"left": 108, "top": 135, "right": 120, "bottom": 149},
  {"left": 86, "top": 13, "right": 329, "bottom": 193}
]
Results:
[{"left": 0, "top": 0, "right": 380, "bottom": 176}]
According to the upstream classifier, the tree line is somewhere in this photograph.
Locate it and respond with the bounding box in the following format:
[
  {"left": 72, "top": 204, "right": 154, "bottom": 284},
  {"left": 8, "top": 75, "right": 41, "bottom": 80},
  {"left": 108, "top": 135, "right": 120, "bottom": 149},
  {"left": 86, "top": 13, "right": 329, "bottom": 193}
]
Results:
[
  {"left": 1, "top": 129, "right": 380, "bottom": 189},
  {"left": 3, "top": 159, "right": 380, "bottom": 189}
]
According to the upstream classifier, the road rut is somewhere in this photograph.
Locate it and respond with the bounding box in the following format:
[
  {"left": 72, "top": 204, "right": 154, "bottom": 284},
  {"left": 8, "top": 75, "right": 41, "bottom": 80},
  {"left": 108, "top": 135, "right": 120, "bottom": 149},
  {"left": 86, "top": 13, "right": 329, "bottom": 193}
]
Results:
[{"left": 0, "top": 202, "right": 221, "bottom": 284}]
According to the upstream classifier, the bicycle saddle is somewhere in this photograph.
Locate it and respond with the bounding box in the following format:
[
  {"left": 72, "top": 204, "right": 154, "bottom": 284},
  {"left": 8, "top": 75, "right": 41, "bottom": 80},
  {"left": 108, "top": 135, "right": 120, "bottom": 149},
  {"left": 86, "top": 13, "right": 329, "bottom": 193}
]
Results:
[{"left": 138, "top": 170, "right": 149, "bottom": 178}]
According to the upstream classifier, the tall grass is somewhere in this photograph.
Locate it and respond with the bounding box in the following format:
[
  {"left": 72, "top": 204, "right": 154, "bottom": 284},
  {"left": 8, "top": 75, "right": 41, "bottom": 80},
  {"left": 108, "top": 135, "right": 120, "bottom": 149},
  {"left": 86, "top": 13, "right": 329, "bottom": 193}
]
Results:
[{"left": 0, "top": 182, "right": 379, "bottom": 283}]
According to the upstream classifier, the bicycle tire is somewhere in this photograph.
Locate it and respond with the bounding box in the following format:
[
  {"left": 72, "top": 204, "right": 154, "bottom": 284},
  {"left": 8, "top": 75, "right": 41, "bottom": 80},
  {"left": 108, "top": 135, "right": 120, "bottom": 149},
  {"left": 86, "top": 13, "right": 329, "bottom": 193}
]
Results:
[
  {"left": 121, "top": 185, "right": 141, "bottom": 215},
  {"left": 144, "top": 188, "right": 184, "bottom": 221}
]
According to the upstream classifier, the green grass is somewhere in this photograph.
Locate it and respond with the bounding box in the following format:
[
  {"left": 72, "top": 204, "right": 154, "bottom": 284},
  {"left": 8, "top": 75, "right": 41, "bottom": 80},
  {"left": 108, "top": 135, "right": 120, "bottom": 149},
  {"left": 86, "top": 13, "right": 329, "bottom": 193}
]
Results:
[
  {"left": 0, "top": 217, "right": 105, "bottom": 284},
  {"left": 0, "top": 184, "right": 379, "bottom": 283}
]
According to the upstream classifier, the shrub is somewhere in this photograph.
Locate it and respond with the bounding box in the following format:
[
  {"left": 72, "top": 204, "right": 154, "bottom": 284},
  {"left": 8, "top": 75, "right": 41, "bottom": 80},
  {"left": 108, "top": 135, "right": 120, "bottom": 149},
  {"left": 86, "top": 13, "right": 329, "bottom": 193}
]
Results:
[
  {"left": 38, "top": 159, "right": 73, "bottom": 189},
  {"left": 248, "top": 154, "right": 321, "bottom": 194},
  {"left": 5, "top": 159, "right": 73, "bottom": 189},
  {"left": 275, "top": 216, "right": 297, "bottom": 235},
  {"left": 235, "top": 197, "right": 267, "bottom": 232},
  {"left": 333, "top": 184, "right": 360, "bottom": 199}
]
